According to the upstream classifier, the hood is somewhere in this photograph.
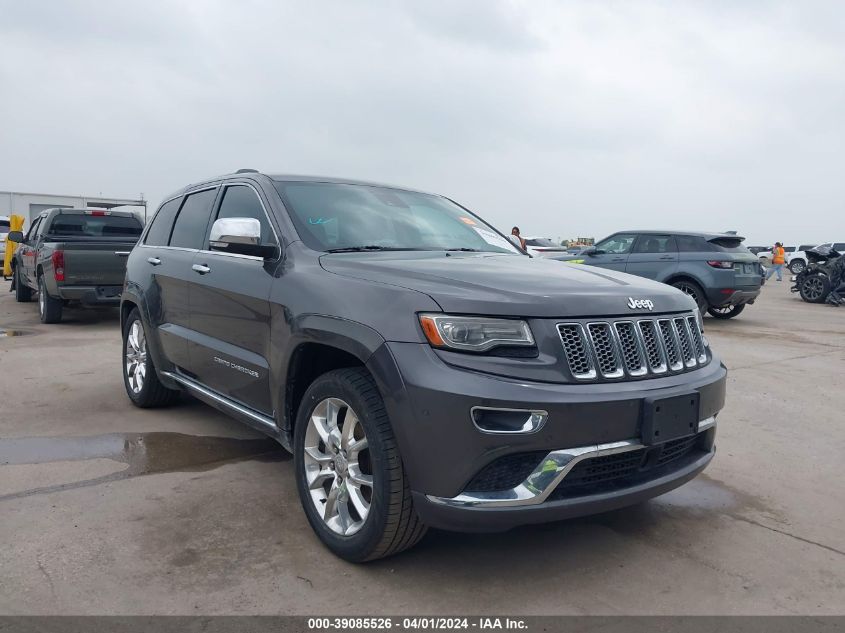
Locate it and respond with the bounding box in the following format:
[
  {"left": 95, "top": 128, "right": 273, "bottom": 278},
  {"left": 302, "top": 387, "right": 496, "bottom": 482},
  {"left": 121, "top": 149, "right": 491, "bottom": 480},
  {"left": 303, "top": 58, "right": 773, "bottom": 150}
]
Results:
[{"left": 320, "top": 252, "right": 696, "bottom": 318}]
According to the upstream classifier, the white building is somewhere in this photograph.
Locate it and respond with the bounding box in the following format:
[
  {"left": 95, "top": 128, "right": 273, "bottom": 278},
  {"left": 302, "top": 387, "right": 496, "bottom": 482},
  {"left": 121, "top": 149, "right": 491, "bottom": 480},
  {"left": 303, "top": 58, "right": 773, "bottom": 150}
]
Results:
[{"left": 0, "top": 190, "right": 148, "bottom": 228}]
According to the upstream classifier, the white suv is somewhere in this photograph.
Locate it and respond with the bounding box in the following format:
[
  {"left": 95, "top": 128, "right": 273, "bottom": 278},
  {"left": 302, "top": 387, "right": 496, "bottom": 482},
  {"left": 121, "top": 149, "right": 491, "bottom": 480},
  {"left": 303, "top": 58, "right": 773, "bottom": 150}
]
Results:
[
  {"left": 522, "top": 236, "right": 568, "bottom": 257},
  {"left": 788, "top": 242, "right": 845, "bottom": 274}
]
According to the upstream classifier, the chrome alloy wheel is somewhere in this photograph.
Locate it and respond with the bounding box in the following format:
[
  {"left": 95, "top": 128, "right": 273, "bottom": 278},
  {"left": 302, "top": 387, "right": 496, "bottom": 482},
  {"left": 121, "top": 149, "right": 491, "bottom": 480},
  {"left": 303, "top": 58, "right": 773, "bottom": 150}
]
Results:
[
  {"left": 303, "top": 397, "right": 373, "bottom": 536},
  {"left": 125, "top": 320, "right": 148, "bottom": 394}
]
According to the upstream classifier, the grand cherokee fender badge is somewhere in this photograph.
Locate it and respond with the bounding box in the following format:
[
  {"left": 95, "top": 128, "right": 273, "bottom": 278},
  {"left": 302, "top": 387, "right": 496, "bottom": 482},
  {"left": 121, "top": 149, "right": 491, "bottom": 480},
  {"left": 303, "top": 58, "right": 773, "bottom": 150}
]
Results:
[
  {"left": 213, "top": 356, "right": 260, "bottom": 378},
  {"left": 627, "top": 297, "right": 655, "bottom": 310}
]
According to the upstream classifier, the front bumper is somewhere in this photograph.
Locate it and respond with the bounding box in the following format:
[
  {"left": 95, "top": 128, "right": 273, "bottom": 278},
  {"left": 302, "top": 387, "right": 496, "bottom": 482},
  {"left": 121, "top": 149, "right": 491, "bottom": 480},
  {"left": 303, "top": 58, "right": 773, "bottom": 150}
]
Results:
[
  {"left": 415, "top": 419, "right": 715, "bottom": 532},
  {"left": 57, "top": 285, "right": 123, "bottom": 306},
  {"left": 366, "top": 342, "right": 727, "bottom": 530}
]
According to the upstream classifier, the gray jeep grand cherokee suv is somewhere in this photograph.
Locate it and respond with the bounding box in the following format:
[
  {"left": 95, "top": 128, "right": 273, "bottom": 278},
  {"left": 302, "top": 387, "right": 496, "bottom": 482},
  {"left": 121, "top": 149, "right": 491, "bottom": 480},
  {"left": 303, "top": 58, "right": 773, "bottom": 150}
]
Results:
[{"left": 121, "top": 171, "right": 726, "bottom": 561}]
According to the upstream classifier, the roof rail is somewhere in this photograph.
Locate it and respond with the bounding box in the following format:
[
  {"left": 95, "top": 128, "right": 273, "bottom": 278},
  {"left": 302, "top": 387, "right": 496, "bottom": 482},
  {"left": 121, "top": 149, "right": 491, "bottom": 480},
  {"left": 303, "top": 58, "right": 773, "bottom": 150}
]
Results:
[{"left": 236, "top": 168, "right": 259, "bottom": 174}]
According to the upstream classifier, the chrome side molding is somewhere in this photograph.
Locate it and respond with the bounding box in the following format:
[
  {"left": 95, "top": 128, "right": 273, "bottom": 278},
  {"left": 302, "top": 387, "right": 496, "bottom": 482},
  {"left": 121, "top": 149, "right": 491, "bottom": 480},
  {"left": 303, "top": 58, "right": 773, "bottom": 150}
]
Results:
[{"left": 161, "top": 370, "right": 278, "bottom": 435}]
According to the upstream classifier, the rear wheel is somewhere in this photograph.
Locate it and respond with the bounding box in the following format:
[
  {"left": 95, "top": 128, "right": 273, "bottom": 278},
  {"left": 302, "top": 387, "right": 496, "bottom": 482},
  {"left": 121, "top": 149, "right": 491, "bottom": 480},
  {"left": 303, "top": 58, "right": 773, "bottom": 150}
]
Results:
[
  {"left": 14, "top": 267, "right": 32, "bottom": 302},
  {"left": 707, "top": 304, "right": 746, "bottom": 319},
  {"left": 38, "top": 277, "right": 63, "bottom": 323},
  {"left": 122, "top": 308, "right": 180, "bottom": 407},
  {"left": 670, "top": 280, "right": 708, "bottom": 311},
  {"left": 799, "top": 275, "right": 830, "bottom": 304},
  {"left": 294, "top": 368, "right": 426, "bottom": 562},
  {"left": 789, "top": 259, "right": 806, "bottom": 274}
]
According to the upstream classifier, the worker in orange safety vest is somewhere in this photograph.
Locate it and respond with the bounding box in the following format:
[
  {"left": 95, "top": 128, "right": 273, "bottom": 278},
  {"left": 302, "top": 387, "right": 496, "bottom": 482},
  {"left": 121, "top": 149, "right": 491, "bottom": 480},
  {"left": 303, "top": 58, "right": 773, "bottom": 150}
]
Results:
[{"left": 765, "top": 241, "right": 786, "bottom": 281}]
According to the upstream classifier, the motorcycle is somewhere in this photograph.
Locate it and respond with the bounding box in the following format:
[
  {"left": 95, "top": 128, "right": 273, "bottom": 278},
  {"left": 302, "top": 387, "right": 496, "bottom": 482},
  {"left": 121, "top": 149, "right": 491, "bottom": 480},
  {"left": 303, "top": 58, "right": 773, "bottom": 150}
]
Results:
[{"left": 791, "top": 246, "right": 844, "bottom": 305}]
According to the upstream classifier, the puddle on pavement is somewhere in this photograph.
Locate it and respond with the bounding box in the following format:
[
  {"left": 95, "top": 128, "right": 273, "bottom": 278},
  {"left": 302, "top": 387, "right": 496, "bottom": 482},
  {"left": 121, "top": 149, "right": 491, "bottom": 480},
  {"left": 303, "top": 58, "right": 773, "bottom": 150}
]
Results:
[
  {"left": 0, "top": 328, "right": 33, "bottom": 337},
  {"left": 0, "top": 432, "right": 286, "bottom": 477}
]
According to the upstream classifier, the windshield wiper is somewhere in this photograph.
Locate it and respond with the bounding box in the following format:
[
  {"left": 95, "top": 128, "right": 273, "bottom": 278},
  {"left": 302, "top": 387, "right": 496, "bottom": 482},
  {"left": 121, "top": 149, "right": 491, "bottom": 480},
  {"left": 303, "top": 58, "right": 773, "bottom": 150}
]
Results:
[
  {"left": 326, "top": 246, "right": 429, "bottom": 253},
  {"left": 443, "top": 247, "right": 481, "bottom": 252}
]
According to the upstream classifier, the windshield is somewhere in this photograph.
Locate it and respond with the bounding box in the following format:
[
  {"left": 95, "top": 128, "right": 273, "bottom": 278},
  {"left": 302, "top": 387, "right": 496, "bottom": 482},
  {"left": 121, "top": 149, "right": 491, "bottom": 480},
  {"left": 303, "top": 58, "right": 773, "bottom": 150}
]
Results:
[
  {"left": 274, "top": 182, "right": 521, "bottom": 254},
  {"left": 47, "top": 214, "right": 143, "bottom": 238}
]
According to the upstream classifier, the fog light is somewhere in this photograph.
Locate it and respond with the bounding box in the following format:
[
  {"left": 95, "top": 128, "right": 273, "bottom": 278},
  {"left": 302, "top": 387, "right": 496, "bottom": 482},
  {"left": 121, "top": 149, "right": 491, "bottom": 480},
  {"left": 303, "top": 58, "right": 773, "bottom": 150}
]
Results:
[{"left": 471, "top": 407, "right": 548, "bottom": 434}]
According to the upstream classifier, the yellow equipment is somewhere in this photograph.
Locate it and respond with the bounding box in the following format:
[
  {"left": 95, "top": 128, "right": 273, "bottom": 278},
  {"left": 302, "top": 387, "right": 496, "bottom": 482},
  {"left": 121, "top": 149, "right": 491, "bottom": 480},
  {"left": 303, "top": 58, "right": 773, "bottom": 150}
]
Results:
[{"left": 3, "top": 214, "right": 25, "bottom": 278}]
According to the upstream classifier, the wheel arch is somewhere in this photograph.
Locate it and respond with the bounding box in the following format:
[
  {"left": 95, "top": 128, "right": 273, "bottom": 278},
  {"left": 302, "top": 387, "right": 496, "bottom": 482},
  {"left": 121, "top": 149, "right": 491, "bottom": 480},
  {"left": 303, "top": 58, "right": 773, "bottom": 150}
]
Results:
[{"left": 282, "top": 315, "right": 387, "bottom": 441}]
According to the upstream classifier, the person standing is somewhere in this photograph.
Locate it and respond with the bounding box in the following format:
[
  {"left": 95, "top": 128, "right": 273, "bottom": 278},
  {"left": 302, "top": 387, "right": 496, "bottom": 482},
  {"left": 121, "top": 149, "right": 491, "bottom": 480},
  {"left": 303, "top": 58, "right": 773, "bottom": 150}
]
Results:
[
  {"left": 510, "top": 226, "right": 527, "bottom": 250},
  {"left": 766, "top": 242, "right": 786, "bottom": 281}
]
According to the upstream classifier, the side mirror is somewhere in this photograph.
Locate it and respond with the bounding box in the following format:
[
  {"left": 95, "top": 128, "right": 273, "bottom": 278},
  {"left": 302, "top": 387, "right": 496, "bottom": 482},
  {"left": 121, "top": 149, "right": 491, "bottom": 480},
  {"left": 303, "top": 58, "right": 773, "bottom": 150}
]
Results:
[
  {"left": 6, "top": 231, "right": 24, "bottom": 243},
  {"left": 209, "top": 217, "right": 278, "bottom": 259},
  {"left": 582, "top": 246, "right": 600, "bottom": 256}
]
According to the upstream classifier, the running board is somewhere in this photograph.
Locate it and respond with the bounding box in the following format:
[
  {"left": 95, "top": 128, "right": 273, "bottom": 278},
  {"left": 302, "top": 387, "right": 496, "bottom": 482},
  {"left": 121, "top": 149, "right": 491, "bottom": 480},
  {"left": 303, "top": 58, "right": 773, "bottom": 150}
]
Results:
[{"left": 160, "top": 371, "right": 280, "bottom": 439}]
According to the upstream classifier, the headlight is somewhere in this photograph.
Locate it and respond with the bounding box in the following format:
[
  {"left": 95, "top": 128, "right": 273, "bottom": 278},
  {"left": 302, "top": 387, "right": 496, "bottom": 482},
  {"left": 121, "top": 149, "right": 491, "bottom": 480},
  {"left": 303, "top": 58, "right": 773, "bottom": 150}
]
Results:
[{"left": 418, "top": 314, "right": 535, "bottom": 352}]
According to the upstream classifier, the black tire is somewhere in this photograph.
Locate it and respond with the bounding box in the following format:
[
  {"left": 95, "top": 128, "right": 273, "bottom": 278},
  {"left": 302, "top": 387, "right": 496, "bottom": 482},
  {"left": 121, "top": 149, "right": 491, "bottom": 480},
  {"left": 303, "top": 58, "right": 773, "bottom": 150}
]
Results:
[
  {"left": 707, "top": 304, "right": 746, "bottom": 319},
  {"left": 670, "top": 279, "right": 708, "bottom": 311},
  {"left": 38, "top": 276, "right": 63, "bottom": 323},
  {"left": 799, "top": 275, "right": 830, "bottom": 304},
  {"left": 294, "top": 367, "right": 426, "bottom": 562},
  {"left": 122, "top": 308, "right": 180, "bottom": 407},
  {"left": 14, "top": 267, "right": 32, "bottom": 302},
  {"left": 789, "top": 259, "right": 806, "bottom": 274}
]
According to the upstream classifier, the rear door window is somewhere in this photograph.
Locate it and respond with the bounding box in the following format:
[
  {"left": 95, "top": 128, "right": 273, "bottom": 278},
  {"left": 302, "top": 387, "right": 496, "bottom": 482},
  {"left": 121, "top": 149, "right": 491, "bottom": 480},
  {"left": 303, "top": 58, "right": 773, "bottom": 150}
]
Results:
[
  {"left": 169, "top": 189, "right": 218, "bottom": 249},
  {"left": 145, "top": 198, "right": 182, "bottom": 246},
  {"left": 633, "top": 235, "right": 677, "bottom": 253}
]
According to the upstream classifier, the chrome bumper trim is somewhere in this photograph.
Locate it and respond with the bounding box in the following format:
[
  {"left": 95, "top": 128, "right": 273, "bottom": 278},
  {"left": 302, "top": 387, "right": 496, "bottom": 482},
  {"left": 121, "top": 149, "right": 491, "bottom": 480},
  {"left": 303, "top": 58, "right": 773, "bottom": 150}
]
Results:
[{"left": 427, "top": 416, "right": 717, "bottom": 508}]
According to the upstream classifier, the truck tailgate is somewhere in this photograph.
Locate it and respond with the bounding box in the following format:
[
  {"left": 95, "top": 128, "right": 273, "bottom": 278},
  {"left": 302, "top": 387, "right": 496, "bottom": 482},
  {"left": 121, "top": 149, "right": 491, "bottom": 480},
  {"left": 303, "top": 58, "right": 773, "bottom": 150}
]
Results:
[{"left": 57, "top": 241, "right": 135, "bottom": 286}]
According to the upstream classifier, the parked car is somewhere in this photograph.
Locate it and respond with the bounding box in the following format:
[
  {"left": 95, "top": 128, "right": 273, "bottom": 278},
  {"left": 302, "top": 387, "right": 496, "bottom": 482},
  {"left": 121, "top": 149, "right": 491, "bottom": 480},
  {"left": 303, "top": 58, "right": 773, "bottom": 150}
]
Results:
[
  {"left": 746, "top": 246, "right": 769, "bottom": 256},
  {"left": 787, "top": 243, "right": 844, "bottom": 274},
  {"left": 8, "top": 208, "right": 143, "bottom": 323},
  {"left": 120, "top": 171, "right": 726, "bottom": 561},
  {"left": 551, "top": 231, "right": 762, "bottom": 319},
  {"left": 791, "top": 246, "right": 844, "bottom": 304},
  {"left": 522, "top": 236, "right": 569, "bottom": 257},
  {"left": 0, "top": 215, "right": 9, "bottom": 274}
]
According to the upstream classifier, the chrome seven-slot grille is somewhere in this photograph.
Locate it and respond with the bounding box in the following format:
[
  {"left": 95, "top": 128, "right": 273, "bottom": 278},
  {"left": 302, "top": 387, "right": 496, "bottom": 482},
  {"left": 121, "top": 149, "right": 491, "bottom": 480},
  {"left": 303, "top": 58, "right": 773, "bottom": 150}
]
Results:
[{"left": 557, "top": 312, "right": 707, "bottom": 381}]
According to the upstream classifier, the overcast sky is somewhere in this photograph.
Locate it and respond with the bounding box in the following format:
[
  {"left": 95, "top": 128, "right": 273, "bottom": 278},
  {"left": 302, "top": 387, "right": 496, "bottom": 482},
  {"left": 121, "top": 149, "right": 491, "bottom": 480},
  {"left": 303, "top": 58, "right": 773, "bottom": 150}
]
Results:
[{"left": 1, "top": 0, "right": 843, "bottom": 245}]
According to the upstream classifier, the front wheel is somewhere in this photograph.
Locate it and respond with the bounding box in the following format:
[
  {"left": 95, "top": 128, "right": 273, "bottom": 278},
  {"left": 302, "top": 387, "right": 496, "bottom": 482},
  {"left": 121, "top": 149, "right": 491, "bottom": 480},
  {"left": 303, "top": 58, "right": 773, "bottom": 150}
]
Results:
[
  {"left": 38, "top": 277, "right": 63, "bottom": 323},
  {"left": 294, "top": 368, "right": 426, "bottom": 562},
  {"left": 122, "top": 308, "right": 180, "bottom": 407},
  {"left": 14, "top": 267, "right": 32, "bottom": 302},
  {"left": 799, "top": 275, "right": 830, "bottom": 304},
  {"left": 707, "top": 304, "right": 746, "bottom": 319},
  {"left": 789, "top": 260, "right": 806, "bottom": 274}
]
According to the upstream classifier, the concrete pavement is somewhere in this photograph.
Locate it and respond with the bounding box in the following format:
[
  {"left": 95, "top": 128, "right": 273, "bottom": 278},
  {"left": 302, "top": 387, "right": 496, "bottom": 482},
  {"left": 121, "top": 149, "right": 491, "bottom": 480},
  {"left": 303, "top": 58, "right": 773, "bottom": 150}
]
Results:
[{"left": 0, "top": 279, "right": 843, "bottom": 615}]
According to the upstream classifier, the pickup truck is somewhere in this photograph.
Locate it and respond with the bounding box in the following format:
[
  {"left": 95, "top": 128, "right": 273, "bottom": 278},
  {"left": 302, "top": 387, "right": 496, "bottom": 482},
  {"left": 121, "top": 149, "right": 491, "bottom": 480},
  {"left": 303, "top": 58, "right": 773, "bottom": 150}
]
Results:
[{"left": 9, "top": 208, "right": 143, "bottom": 323}]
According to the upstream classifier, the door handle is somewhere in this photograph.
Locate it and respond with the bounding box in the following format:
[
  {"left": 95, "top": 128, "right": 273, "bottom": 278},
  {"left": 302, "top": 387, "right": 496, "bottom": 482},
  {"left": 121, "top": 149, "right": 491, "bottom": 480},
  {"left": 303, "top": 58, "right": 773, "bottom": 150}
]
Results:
[
  {"left": 659, "top": 255, "right": 674, "bottom": 260},
  {"left": 147, "top": 257, "right": 161, "bottom": 266},
  {"left": 115, "top": 251, "right": 131, "bottom": 257},
  {"left": 612, "top": 257, "right": 626, "bottom": 262},
  {"left": 192, "top": 263, "right": 211, "bottom": 275}
]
